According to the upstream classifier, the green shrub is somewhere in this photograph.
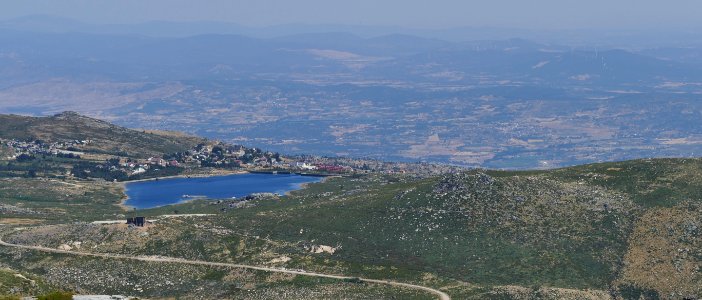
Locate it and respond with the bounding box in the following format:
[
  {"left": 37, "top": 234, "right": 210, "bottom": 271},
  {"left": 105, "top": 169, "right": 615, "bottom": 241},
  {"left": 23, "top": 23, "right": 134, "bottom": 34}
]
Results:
[
  {"left": 618, "top": 284, "right": 660, "bottom": 300},
  {"left": 37, "top": 291, "right": 73, "bottom": 300}
]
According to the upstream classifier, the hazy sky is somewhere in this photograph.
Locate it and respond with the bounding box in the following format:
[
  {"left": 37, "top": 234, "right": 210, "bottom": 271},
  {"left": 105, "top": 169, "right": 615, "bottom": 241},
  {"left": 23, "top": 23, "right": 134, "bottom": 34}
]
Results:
[{"left": 1, "top": 0, "right": 701, "bottom": 29}]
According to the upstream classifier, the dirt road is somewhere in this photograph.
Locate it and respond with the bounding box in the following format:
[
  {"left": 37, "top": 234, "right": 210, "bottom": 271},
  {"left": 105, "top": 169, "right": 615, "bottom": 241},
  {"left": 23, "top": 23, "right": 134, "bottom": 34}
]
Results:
[{"left": 0, "top": 237, "right": 450, "bottom": 300}]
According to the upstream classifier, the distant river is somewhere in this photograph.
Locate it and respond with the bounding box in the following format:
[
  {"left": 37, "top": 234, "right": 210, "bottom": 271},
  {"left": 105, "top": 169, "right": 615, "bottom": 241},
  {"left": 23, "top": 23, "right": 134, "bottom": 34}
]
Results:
[{"left": 124, "top": 173, "right": 322, "bottom": 209}]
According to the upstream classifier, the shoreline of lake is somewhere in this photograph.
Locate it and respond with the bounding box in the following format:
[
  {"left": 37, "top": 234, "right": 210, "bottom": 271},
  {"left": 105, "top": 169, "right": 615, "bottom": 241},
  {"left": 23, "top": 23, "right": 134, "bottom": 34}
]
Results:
[
  {"left": 120, "top": 172, "right": 324, "bottom": 210},
  {"left": 117, "top": 169, "right": 249, "bottom": 210},
  {"left": 123, "top": 169, "right": 249, "bottom": 184}
]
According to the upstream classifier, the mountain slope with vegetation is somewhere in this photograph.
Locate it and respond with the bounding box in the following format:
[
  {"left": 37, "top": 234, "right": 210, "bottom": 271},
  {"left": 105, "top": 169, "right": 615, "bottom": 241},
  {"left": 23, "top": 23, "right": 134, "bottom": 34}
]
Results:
[
  {"left": 4, "top": 159, "right": 702, "bottom": 299},
  {"left": 0, "top": 114, "right": 701, "bottom": 299},
  {"left": 0, "top": 111, "right": 205, "bottom": 158}
]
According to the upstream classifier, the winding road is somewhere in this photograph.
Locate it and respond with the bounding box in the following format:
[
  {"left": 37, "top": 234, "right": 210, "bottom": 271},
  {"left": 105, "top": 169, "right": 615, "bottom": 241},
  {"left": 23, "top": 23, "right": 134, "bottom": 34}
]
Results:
[{"left": 0, "top": 236, "right": 450, "bottom": 300}]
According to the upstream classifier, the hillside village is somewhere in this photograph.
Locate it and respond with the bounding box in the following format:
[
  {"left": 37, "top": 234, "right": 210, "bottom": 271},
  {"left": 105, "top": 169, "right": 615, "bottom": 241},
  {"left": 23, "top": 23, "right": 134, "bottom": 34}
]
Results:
[
  {"left": 2, "top": 138, "right": 87, "bottom": 159},
  {"left": 0, "top": 138, "right": 357, "bottom": 180},
  {"left": 0, "top": 119, "right": 460, "bottom": 181}
]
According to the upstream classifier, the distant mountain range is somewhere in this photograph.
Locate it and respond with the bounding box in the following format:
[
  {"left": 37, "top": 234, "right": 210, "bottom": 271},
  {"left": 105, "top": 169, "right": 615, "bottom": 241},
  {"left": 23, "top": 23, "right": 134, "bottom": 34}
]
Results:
[
  {"left": 0, "top": 26, "right": 699, "bottom": 85},
  {"left": 2, "top": 14, "right": 702, "bottom": 47},
  {"left": 2, "top": 17, "right": 702, "bottom": 169}
]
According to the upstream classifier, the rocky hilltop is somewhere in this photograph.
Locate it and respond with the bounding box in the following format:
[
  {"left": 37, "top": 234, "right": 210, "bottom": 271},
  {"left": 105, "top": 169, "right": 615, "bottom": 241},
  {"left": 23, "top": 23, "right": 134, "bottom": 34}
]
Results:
[{"left": 0, "top": 111, "right": 205, "bottom": 158}]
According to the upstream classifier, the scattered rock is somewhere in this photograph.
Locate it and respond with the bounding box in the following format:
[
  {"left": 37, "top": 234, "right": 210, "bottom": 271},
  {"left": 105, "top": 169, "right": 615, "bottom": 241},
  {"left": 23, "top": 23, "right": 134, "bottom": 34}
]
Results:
[
  {"left": 309, "top": 245, "right": 338, "bottom": 254},
  {"left": 268, "top": 256, "right": 292, "bottom": 264}
]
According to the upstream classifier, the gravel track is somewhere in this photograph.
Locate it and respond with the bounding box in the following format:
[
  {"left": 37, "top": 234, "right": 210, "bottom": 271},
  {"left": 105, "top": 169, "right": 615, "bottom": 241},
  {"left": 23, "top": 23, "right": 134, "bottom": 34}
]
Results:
[{"left": 0, "top": 236, "right": 449, "bottom": 300}]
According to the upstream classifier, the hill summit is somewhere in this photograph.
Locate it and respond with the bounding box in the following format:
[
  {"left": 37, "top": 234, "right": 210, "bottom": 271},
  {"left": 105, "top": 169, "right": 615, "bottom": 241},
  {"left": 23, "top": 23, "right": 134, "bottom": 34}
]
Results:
[{"left": 0, "top": 112, "right": 205, "bottom": 158}]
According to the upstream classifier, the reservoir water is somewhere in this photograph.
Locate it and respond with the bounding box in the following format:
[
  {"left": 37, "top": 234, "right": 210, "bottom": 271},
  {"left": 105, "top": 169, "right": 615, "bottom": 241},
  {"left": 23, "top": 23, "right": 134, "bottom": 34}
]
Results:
[{"left": 124, "top": 173, "right": 322, "bottom": 209}]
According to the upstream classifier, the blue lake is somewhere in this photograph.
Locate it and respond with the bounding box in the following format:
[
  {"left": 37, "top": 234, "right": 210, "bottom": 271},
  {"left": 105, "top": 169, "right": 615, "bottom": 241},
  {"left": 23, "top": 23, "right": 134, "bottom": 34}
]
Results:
[{"left": 124, "top": 173, "right": 322, "bottom": 209}]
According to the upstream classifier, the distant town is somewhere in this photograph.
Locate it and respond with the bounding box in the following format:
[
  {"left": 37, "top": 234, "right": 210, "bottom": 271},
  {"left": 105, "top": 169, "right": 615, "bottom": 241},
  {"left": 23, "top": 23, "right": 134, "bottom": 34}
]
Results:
[{"left": 1, "top": 137, "right": 457, "bottom": 181}]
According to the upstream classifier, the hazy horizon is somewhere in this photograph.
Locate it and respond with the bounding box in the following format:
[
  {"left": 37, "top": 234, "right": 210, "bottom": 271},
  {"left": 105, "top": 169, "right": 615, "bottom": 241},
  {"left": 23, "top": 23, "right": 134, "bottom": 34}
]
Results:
[{"left": 1, "top": 0, "right": 702, "bottom": 31}]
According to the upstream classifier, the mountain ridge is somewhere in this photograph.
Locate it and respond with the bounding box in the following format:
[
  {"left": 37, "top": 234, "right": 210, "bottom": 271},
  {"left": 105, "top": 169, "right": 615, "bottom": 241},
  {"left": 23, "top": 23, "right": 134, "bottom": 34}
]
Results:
[{"left": 0, "top": 111, "right": 206, "bottom": 158}]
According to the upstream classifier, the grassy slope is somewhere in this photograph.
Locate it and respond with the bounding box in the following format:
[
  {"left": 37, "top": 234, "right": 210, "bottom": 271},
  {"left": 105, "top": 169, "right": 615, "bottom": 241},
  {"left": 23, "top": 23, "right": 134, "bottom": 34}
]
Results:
[
  {"left": 221, "top": 172, "right": 635, "bottom": 289},
  {"left": 0, "top": 243, "right": 435, "bottom": 299},
  {"left": 3, "top": 158, "right": 702, "bottom": 298},
  {"left": 547, "top": 158, "right": 702, "bottom": 208},
  {"left": 0, "top": 178, "right": 126, "bottom": 224},
  {"left": 0, "top": 112, "right": 205, "bottom": 158},
  {"left": 0, "top": 267, "right": 53, "bottom": 297},
  {"left": 615, "top": 203, "right": 702, "bottom": 299},
  {"left": 121, "top": 159, "right": 702, "bottom": 297}
]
